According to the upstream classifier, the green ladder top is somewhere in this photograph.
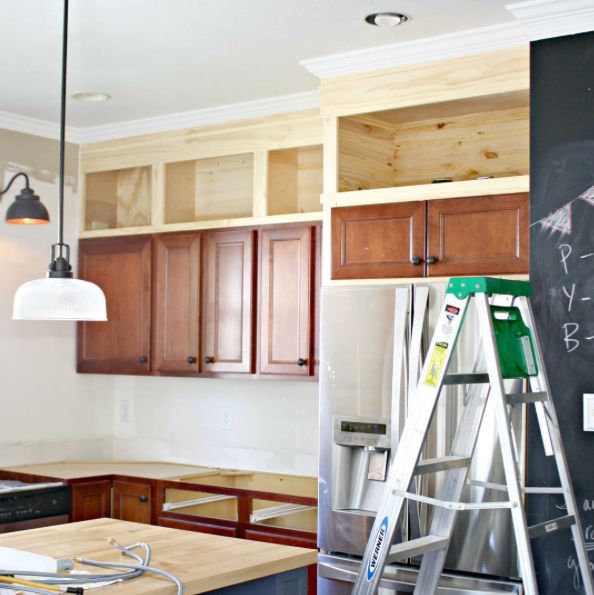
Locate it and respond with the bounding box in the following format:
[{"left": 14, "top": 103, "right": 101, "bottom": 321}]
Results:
[{"left": 447, "top": 277, "right": 533, "bottom": 299}]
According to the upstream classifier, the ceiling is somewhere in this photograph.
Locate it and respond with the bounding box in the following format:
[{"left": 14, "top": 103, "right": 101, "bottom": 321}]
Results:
[{"left": 0, "top": 0, "right": 522, "bottom": 129}]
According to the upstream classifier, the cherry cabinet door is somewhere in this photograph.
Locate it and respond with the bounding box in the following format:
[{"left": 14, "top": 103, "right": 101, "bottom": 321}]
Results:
[
  {"left": 259, "top": 226, "right": 315, "bottom": 376},
  {"left": 152, "top": 233, "right": 201, "bottom": 374},
  {"left": 202, "top": 230, "right": 256, "bottom": 374},
  {"left": 70, "top": 480, "right": 112, "bottom": 522},
  {"left": 77, "top": 236, "right": 152, "bottom": 374},
  {"left": 426, "top": 193, "right": 529, "bottom": 277},
  {"left": 331, "top": 201, "right": 426, "bottom": 279},
  {"left": 112, "top": 480, "right": 152, "bottom": 524}
]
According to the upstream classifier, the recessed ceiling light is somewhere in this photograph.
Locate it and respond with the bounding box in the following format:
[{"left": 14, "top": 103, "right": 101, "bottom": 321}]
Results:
[
  {"left": 365, "top": 12, "right": 409, "bottom": 27},
  {"left": 72, "top": 91, "right": 111, "bottom": 103}
]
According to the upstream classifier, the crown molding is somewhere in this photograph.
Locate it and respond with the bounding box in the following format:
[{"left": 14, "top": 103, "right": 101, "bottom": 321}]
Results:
[
  {"left": 0, "top": 110, "right": 83, "bottom": 144},
  {"left": 300, "top": 21, "right": 529, "bottom": 79},
  {"left": 0, "top": 90, "right": 320, "bottom": 145},
  {"left": 77, "top": 90, "right": 320, "bottom": 144},
  {"left": 506, "top": 0, "right": 594, "bottom": 40}
]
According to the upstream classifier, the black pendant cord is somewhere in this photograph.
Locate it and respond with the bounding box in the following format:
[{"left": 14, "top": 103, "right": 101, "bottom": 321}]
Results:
[
  {"left": 0, "top": 172, "right": 30, "bottom": 196},
  {"left": 49, "top": 0, "right": 73, "bottom": 279},
  {"left": 58, "top": 0, "right": 68, "bottom": 252}
]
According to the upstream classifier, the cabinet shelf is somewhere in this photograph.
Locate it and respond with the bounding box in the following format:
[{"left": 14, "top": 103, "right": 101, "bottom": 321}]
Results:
[{"left": 338, "top": 90, "right": 529, "bottom": 193}]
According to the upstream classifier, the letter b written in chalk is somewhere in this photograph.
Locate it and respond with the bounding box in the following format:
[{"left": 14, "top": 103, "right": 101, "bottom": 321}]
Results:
[{"left": 562, "top": 322, "right": 580, "bottom": 352}]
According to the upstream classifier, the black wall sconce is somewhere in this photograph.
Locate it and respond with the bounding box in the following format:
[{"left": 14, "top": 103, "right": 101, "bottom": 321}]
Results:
[{"left": 1, "top": 171, "right": 50, "bottom": 225}]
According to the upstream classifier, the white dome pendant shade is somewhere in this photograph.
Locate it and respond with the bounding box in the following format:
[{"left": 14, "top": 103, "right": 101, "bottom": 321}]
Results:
[
  {"left": 12, "top": 0, "right": 108, "bottom": 323},
  {"left": 13, "top": 277, "right": 107, "bottom": 321}
]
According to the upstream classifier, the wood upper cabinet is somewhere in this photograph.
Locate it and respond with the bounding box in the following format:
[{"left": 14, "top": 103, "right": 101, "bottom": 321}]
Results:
[
  {"left": 202, "top": 230, "right": 256, "bottom": 374},
  {"left": 426, "top": 193, "right": 529, "bottom": 276},
  {"left": 152, "top": 233, "right": 201, "bottom": 374},
  {"left": 77, "top": 236, "right": 152, "bottom": 374},
  {"left": 331, "top": 193, "right": 529, "bottom": 279},
  {"left": 331, "top": 202, "right": 426, "bottom": 279},
  {"left": 70, "top": 480, "right": 112, "bottom": 522},
  {"left": 112, "top": 479, "right": 152, "bottom": 524},
  {"left": 259, "top": 226, "right": 316, "bottom": 376}
]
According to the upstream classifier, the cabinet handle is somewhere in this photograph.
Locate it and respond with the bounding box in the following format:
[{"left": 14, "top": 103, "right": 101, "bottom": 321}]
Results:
[
  {"left": 204, "top": 356, "right": 214, "bottom": 364},
  {"left": 187, "top": 356, "right": 196, "bottom": 364},
  {"left": 410, "top": 256, "right": 422, "bottom": 266},
  {"left": 138, "top": 356, "right": 148, "bottom": 364},
  {"left": 139, "top": 495, "right": 148, "bottom": 503},
  {"left": 297, "top": 358, "right": 307, "bottom": 367},
  {"left": 426, "top": 256, "right": 438, "bottom": 265}
]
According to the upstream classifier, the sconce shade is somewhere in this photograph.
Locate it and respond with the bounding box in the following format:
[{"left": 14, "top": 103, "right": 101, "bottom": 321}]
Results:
[
  {"left": 5, "top": 187, "right": 50, "bottom": 224},
  {"left": 13, "top": 277, "right": 107, "bottom": 321}
]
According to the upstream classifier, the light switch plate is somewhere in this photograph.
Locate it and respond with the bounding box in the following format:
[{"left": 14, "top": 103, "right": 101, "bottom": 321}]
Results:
[{"left": 583, "top": 394, "right": 594, "bottom": 431}]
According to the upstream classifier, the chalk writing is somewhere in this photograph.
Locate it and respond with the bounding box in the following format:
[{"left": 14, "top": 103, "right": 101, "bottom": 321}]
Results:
[{"left": 533, "top": 184, "right": 594, "bottom": 236}]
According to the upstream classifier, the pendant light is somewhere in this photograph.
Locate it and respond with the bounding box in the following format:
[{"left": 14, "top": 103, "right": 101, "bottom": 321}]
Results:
[
  {"left": 1, "top": 172, "right": 50, "bottom": 224},
  {"left": 13, "top": 0, "right": 107, "bottom": 321}
]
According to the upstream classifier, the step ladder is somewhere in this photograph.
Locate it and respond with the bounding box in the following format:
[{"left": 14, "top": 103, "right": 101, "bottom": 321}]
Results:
[{"left": 352, "top": 277, "right": 594, "bottom": 595}]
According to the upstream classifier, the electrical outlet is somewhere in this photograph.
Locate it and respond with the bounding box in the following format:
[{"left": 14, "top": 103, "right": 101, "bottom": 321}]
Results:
[
  {"left": 120, "top": 399, "right": 131, "bottom": 423},
  {"left": 221, "top": 408, "right": 232, "bottom": 431}
]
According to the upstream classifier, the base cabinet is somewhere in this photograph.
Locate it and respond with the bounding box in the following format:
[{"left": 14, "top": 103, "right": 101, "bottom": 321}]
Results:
[
  {"left": 70, "top": 480, "right": 112, "bottom": 522},
  {"left": 112, "top": 480, "right": 152, "bottom": 524}
]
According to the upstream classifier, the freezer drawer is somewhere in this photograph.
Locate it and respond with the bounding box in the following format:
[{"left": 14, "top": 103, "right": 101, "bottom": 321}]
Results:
[{"left": 318, "top": 555, "right": 522, "bottom": 595}]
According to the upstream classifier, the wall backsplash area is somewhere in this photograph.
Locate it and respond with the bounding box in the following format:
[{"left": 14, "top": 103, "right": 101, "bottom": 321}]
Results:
[{"left": 112, "top": 376, "right": 319, "bottom": 476}]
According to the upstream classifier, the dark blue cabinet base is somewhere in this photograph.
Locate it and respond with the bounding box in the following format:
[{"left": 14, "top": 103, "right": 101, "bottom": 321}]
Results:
[{"left": 207, "top": 568, "right": 307, "bottom": 595}]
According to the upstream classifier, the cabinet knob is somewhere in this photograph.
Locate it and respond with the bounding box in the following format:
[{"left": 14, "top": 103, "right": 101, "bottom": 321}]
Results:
[
  {"left": 138, "top": 356, "right": 148, "bottom": 364},
  {"left": 204, "top": 356, "right": 214, "bottom": 364},
  {"left": 187, "top": 356, "right": 196, "bottom": 364},
  {"left": 139, "top": 495, "right": 148, "bottom": 503},
  {"left": 297, "top": 358, "right": 307, "bottom": 367},
  {"left": 426, "top": 256, "right": 438, "bottom": 265},
  {"left": 410, "top": 256, "right": 422, "bottom": 266}
]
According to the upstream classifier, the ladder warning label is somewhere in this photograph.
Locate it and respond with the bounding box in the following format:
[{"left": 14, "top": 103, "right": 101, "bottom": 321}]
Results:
[{"left": 425, "top": 342, "right": 448, "bottom": 387}]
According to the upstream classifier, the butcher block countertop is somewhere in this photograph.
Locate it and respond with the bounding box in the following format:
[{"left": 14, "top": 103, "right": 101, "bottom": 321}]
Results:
[
  {"left": 0, "top": 461, "right": 214, "bottom": 481},
  {"left": 0, "top": 518, "right": 317, "bottom": 594}
]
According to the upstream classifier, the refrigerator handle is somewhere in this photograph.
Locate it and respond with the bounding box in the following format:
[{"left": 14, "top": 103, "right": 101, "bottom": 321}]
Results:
[{"left": 318, "top": 560, "right": 358, "bottom": 583}]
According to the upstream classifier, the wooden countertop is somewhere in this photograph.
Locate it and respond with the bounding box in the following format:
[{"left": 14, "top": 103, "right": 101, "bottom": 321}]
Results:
[
  {"left": 0, "top": 461, "right": 215, "bottom": 481},
  {"left": 0, "top": 518, "right": 317, "bottom": 594}
]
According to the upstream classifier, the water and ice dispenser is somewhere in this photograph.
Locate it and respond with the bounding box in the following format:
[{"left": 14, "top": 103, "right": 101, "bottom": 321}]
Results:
[{"left": 332, "top": 415, "right": 391, "bottom": 513}]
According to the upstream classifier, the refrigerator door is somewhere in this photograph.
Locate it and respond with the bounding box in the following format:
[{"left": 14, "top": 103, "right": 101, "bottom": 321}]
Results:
[{"left": 318, "top": 286, "right": 403, "bottom": 556}]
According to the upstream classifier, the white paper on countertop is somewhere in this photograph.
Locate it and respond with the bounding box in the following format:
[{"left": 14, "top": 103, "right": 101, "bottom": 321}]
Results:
[{"left": 0, "top": 546, "right": 58, "bottom": 574}]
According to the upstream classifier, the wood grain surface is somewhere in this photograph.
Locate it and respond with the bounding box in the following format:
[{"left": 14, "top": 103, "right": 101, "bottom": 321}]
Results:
[{"left": 0, "top": 518, "right": 316, "bottom": 594}]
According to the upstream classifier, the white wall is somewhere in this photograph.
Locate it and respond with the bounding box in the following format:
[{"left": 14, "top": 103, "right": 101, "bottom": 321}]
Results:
[
  {"left": 0, "top": 143, "right": 114, "bottom": 466},
  {"left": 111, "top": 376, "right": 319, "bottom": 476}
]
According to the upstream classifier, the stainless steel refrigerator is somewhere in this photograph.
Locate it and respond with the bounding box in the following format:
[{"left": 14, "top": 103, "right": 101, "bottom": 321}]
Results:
[{"left": 318, "top": 284, "right": 525, "bottom": 594}]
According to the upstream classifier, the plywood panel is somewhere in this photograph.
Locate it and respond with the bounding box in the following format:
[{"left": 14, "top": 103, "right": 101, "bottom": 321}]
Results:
[
  {"left": 268, "top": 146, "right": 323, "bottom": 215},
  {"left": 195, "top": 153, "right": 254, "bottom": 220},
  {"left": 84, "top": 171, "right": 117, "bottom": 230},
  {"left": 116, "top": 167, "right": 151, "bottom": 228},
  {"left": 338, "top": 98, "right": 529, "bottom": 192},
  {"left": 321, "top": 46, "right": 529, "bottom": 117},
  {"left": 165, "top": 160, "right": 196, "bottom": 224}
]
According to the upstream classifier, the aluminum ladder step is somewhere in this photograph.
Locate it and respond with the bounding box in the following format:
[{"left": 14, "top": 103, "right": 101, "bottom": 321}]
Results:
[
  {"left": 506, "top": 391, "right": 548, "bottom": 405},
  {"left": 415, "top": 456, "right": 471, "bottom": 475},
  {"left": 443, "top": 373, "right": 489, "bottom": 385},
  {"left": 528, "top": 514, "right": 576, "bottom": 539},
  {"left": 386, "top": 535, "right": 449, "bottom": 564}
]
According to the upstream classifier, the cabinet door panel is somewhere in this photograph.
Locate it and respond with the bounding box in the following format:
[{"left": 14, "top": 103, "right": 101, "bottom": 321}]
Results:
[
  {"left": 331, "top": 202, "right": 426, "bottom": 279},
  {"left": 426, "top": 193, "right": 529, "bottom": 276},
  {"left": 260, "top": 226, "right": 314, "bottom": 376},
  {"left": 112, "top": 480, "right": 152, "bottom": 524},
  {"left": 153, "top": 233, "right": 200, "bottom": 374},
  {"left": 70, "top": 480, "right": 112, "bottom": 522},
  {"left": 77, "top": 236, "right": 151, "bottom": 373},
  {"left": 202, "top": 230, "right": 255, "bottom": 374}
]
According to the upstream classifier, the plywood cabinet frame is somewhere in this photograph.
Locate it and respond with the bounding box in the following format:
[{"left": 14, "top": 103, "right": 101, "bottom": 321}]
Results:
[{"left": 80, "top": 111, "right": 324, "bottom": 238}]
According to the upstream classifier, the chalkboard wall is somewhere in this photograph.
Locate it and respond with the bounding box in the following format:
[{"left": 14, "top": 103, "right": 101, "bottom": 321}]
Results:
[{"left": 529, "top": 31, "right": 594, "bottom": 594}]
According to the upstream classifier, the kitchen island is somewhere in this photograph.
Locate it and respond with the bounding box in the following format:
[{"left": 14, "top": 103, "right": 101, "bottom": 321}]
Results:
[{"left": 0, "top": 518, "right": 316, "bottom": 594}]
